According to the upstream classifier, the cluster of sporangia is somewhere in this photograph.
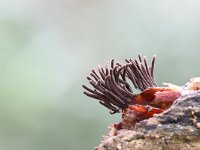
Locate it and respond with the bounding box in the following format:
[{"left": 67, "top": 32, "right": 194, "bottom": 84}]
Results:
[{"left": 82, "top": 54, "right": 200, "bottom": 129}]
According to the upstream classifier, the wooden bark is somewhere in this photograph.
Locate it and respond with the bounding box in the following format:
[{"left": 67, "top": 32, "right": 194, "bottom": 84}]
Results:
[{"left": 96, "top": 91, "right": 200, "bottom": 150}]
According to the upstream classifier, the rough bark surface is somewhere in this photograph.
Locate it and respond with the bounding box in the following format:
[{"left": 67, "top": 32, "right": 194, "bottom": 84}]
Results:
[{"left": 96, "top": 91, "right": 200, "bottom": 150}]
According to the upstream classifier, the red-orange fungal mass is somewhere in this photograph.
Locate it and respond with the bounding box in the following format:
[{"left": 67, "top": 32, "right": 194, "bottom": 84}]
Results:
[{"left": 82, "top": 54, "right": 183, "bottom": 129}]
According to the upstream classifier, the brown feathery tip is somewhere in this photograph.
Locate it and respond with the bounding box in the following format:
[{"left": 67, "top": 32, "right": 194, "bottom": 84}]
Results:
[
  {"left": 82, "top": 55, "right": 157, "bottom": 113},
  {"left": 125, "top": 54, "right": 157, "bottom": 91},
  {"left": 82, "top": 59, "right": 136, "bottom": 113}
]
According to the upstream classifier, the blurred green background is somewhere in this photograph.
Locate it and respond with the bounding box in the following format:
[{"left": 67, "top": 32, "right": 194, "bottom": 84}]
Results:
[{"left": 0, "top": 0, "right": 200, "bottom": 150}]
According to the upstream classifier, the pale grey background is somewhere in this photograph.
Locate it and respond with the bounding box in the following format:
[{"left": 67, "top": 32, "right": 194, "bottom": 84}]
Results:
[{"left": 0, "top": 0, "right": 200, "bottom": 150}]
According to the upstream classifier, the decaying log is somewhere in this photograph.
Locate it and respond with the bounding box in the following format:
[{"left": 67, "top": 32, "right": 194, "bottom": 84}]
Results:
[{"left": 96, "top": 91, "right": 200, "bottom": 150}]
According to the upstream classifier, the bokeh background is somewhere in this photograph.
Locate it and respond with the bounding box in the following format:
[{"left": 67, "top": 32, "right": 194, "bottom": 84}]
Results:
[{"left": 1, "top": 0, "right": 200, "bottom": 150}]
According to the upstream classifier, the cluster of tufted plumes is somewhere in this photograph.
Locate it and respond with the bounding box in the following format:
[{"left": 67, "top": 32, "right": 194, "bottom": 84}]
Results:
[{"left": 82, "top": 54, "right": 157, "bottom": 114}]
